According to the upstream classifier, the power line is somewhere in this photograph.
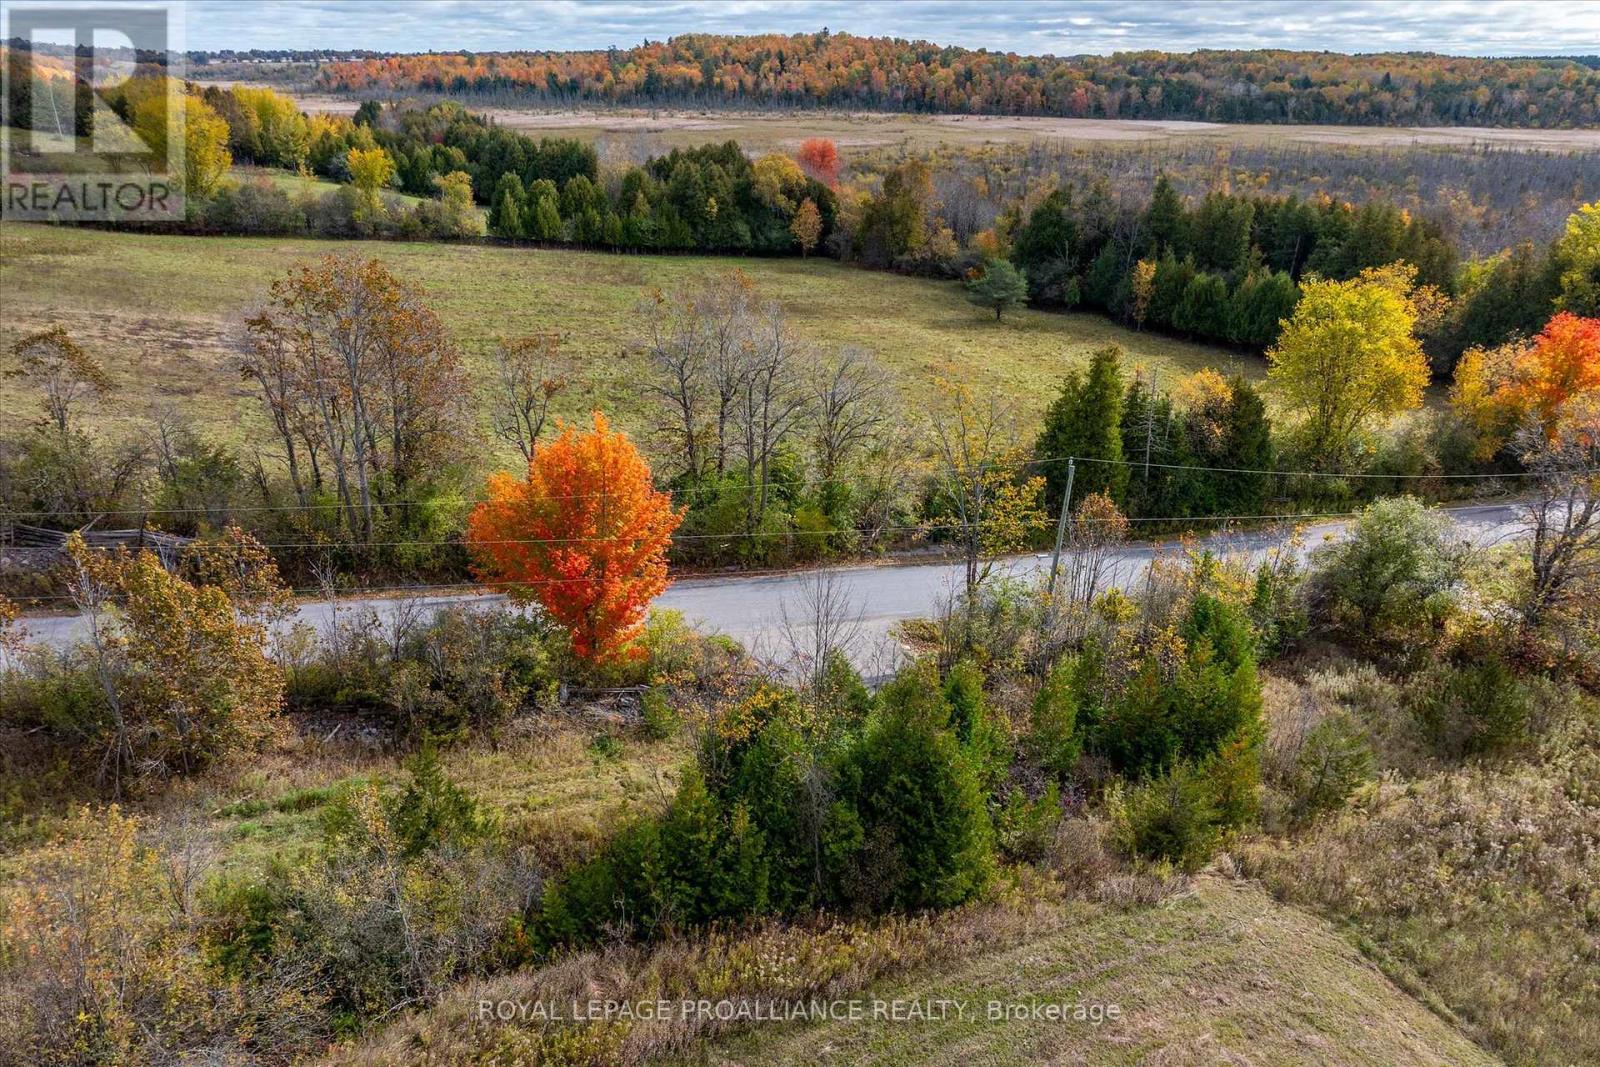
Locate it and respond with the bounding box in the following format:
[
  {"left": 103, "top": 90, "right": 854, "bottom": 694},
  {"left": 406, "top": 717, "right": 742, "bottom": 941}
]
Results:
[
  {"left": 0, "top": 451, "right": 1533, "bottom": 522},
  {"left": 8, "top": 498, "right": 1525, "bottom": 607}
]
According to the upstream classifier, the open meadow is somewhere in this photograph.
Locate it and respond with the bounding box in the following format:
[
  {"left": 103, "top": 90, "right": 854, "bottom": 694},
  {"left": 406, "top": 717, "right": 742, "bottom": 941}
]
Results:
[
  {"left": 0, "top": 221, "right": 1250, "bottom": 451},
  {"left": 212, "top": 81, "right": 1600, "bottom": 156}
]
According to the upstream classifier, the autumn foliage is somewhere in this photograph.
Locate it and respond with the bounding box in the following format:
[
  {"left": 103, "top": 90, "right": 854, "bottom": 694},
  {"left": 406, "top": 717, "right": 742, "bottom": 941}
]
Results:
[
  {"left": 318, "top": 35, "right": 1600, "bottom": 129},
  {"left": 1452, "top": 312, "right": 1600, "bottom": 456},
  {"left": 795, "top": 138, "right": 840, "bottom": 187},
  {"left": 466, "top": 413, "right": 682, "bottom": 664}
]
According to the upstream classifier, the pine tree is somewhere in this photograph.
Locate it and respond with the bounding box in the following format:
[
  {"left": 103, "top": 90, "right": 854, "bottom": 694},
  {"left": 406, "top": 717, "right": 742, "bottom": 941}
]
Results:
[
  {"left": 1216, "top": 377, "right": 1274, "bottom": 513},
  {"left": 1142, "top": 175, "right": 1186, "bottom": 257},
  {"left": 1035, "top": 345, "right": 1128, "bottom": 510}
]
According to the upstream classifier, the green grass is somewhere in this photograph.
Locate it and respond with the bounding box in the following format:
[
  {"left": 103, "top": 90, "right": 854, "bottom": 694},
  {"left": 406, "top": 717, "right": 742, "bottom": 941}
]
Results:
[
  {"left": 0, "top": 221, "right": 1252, "bottom": 456},
  {"left": 202, "top": 729, "right": 684, "bottom": 874},
  {"left": 230, "top": 163, "right": 433, "bottom": 207},
  {"left": 695, "top": 877, "right": 1499, "bottom": 1067}
]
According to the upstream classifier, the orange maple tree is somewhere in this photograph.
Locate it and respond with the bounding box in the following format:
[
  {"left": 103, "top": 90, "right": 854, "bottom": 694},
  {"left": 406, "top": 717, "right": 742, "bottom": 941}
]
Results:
[
  {"left": 1504, "top": 312, "right": 1600, "bottom": 429},
  {"left": 466, "top": 413, "right": 683, "bottom": 664},
  {"left": 1453, "top": 312, "right": 1600, "bottom": 455},
  {"left": 796, "top": 138, "right": 840, "bottom": 187}
]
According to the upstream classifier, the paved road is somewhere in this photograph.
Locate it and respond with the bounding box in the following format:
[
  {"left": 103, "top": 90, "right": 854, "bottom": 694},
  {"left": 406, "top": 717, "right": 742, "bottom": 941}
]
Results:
[{"left": 14, "top": 503, "right": 1529, "bottom": 669}]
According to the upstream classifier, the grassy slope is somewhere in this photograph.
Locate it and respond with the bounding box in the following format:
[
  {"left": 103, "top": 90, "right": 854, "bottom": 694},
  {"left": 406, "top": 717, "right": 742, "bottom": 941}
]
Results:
[
  {"left": 696, "top": 877, "right": 1499, "bottom": 1067},
  {"left": 229, "top": 164, "right": 419, "bottom": 203},
  {"left": 210, "top": 729, "right": 684, "bottom": 875},
  {"left": 0, "top": 221, "right": 1250, "bottom": 451}
]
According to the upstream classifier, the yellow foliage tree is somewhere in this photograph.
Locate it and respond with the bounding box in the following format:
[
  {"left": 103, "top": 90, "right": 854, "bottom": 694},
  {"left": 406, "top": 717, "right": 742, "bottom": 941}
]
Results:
[
  {"left": 1266, "top": 264, "right": 1429, "bottom": 468},
  {"left": 928, "top": 379, "right": 1047, "bottom": 593},
  {"left": 63, "top": 534, "right": 286, "bottom": 793},
  {"left": 131, "top": 89, "right": 232, "bottom": 199},
  {"left": 752, "top": 152, "right": 806, "bottom": 213},
  {"left": 790, "top": 197, "right": 822, "bottom": 257},
  {"left": 346, "top": 145, "right": 396, "bottom": 213}
]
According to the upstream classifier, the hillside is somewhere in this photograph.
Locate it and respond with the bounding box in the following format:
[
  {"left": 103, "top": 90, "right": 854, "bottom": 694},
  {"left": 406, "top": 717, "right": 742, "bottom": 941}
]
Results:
[
  {"left": 318, "top": 34, "right": 1600, "bottom": 128},
  {"left": 333, "top": 877, "right": 1501, "bottom": 1067},
  {"left": 0, "top": 221, "right": 1247, "bottom": 447}
]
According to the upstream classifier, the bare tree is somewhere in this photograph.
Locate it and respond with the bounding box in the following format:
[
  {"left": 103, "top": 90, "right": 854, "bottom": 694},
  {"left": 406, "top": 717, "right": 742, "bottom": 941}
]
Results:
[
  {"left": 488, "top": 333, "right": 568, "bottom": 462},
  {"left": 779, "top": 567, "right": 866, "bottom": 696},
  {"left": 735, "top": 300, "right": 808, "bottom": 536},
  {"left": 1516, "top": 416, "right": 1600, "bottom": 631},
  {"left": 640, "top": 285, "right": 711, "bottom": 481},
  {"left": 809, "top": 346, "right": 890, "bottom": 488}
]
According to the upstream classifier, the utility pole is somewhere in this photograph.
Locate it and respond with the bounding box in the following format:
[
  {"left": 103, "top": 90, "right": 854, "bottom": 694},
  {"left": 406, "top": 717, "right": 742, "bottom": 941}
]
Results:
[{"left": 1045, "top": 457, "right": 1076, "bottom": 600}]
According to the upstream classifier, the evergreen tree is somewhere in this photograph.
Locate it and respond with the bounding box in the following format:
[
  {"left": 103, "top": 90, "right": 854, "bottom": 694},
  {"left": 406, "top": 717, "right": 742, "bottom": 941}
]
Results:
[
  {"left": 1143, "top": 175, "right": 1186, "bottom": 257},
  {"left": 1035, "top": 344, "right": 1128, "bottom": 510},
  {"left": 1215, "top": 377, "right": 1275, "bottom": 513},
  {"left": 489, "top": 172, "right": 526, "bottom": 237},
  {"left": 965, "top": 260, "right": 1029, "bottom": 320}
]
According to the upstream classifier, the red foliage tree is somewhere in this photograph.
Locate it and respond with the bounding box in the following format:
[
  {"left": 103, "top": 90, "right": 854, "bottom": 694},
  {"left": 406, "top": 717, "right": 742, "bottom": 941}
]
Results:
[
  {"left": 796, "top": 138, "right": 840, "bottom": 188},
  {"left": 466, "top": 413, "right": 682, "bottom": 664},
  {"left": 1508, "top": 312, "right": 1600, "bottom": 432}
]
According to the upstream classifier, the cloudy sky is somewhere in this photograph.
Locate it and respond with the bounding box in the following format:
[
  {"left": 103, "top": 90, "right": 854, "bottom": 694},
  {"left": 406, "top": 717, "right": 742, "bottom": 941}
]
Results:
[{"left": 173, "top": 1, "right": 1600, "bottom": 56}]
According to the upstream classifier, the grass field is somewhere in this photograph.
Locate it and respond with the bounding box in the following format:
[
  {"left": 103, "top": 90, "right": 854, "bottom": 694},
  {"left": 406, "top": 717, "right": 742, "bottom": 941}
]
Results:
[
  {"left": 211, "top": 84, "right": 1600, "bottom": 156},
  {"left": 0, "top": 221, "right": 1249, "bottom": 452},
  {"left": 231, "top": 163, "right": 429, "bottom": 206},
  {"left": 695, "top": 876, "right": 1498, "bottom": 1067}
]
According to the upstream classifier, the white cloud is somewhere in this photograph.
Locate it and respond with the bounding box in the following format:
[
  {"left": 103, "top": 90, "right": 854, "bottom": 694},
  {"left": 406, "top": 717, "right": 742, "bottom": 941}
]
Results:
[{"left": 179, "top": 0, "right": 1600, "bottom": 56}]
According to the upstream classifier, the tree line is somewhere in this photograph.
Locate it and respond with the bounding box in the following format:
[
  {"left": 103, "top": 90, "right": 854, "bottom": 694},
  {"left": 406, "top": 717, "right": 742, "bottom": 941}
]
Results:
[{"left": 316, "top": 32, "right": 1600, "bottom": 128}]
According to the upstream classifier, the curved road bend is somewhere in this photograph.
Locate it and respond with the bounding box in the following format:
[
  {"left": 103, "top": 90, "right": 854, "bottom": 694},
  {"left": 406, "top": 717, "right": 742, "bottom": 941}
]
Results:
[{"left": 15, "top": 503, "right": 1528, "bottom": 670}]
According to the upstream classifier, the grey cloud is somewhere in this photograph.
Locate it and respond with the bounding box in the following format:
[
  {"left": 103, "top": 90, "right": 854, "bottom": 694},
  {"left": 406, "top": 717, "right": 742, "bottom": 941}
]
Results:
[{"left": 179, "top": 0, "right": 1600, "bottom": 55}]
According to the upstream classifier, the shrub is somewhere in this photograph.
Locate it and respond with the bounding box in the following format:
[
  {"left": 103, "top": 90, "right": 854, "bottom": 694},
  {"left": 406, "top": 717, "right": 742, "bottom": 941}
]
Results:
[
  {"left": 1287, "top": 712, "right": 1374, "bottom": 824},
  {"left": 1309, "top": 496, "right": 1468, "bottom": 648},
  {"left": 1406, "top": 656, "right": 1535, "bottom": 759},
  {"left": 639, "top": 687, "right": 679, "bottom": 740},
  {"left": 8, "top": 536, "right": 288, "bottom": 794},
  {"left": 942, "top": 660, "right": 1012, "bottom": 798},
  {"left": 996, "top": 782, "right": 1063, "bottom": 862},
  {"left": 1026, "top": 655, "right": 1082, "bottom": 781},
  {"left": 278, "top": 754, "right": 529, "bottom": 1026},
  {"left": 284, "top": 606, "right": 557, "bottom": 740},
  {"left": 841, "top": 664, "right": 995, "bottom": 909},
  {"left": 1110, "top": 762, "right": 1220, "bottom": 871},
  {"left": 1093, "top": 596, "right": 1264, "bottom": 784},
  {"left": 0, "top": 807, "right": 269, "bottom": 1064},
  {"left": 816, "top": 647, "right": 872, "bottom": 719}
]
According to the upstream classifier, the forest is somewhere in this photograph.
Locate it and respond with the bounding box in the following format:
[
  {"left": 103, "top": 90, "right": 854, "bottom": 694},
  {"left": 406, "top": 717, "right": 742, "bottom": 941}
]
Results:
[{"left": 318, "top": 33, "right": 1600, "bottom": 128}]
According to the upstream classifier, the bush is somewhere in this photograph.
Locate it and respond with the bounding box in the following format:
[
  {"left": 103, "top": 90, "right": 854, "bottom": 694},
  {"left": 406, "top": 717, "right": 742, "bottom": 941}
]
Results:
[
  {"left": 1287, "top": 712, "right": 1374, "bottom": 825},
  {"left": 1309, "top": 497, "right": 1468, "bottom": 648},
  {"left": 1093, "top": 595, "right": 1264, "bottom": 782},
  {"left": 996, "top": 782, "right": 1063, "bottom": 862},
  {"left": 639, "top": 687, "right": 679, "bottom": 740},
  {"left": 269, "top": 753, "right": 528, "bottom": 1027},
  {"left": 1110, "top": 761, "right": 1220, "bottom": 871},
  {"left": 284, "top": 606, "right": 557, "bottom": 740},
  {"left": 1027, "top": 655, "right": 1082, "bottom": 781},
  {"left": 1406, "top": 656, "right": 1535, "bottom": 759},
  {"left": 197, "top": 177, "right": 307, "bottom": 234},
  {"left": 1, "top": 537, "right": 287, "bottom": 794},
  {"left": 841, "top": 663, "right": 995, "bottom": 909}
]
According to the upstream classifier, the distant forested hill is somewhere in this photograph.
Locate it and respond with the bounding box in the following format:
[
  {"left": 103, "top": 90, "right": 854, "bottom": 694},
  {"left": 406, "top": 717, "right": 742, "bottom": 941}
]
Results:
[{"left": 318, "top": 32, "right": 1600, "bottom": 128}]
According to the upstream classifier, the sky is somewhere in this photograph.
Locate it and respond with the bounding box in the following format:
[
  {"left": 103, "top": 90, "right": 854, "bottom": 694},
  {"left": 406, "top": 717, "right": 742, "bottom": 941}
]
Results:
[{"left": 167, "top": 0, "right": 1600, "bottom": 57}]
